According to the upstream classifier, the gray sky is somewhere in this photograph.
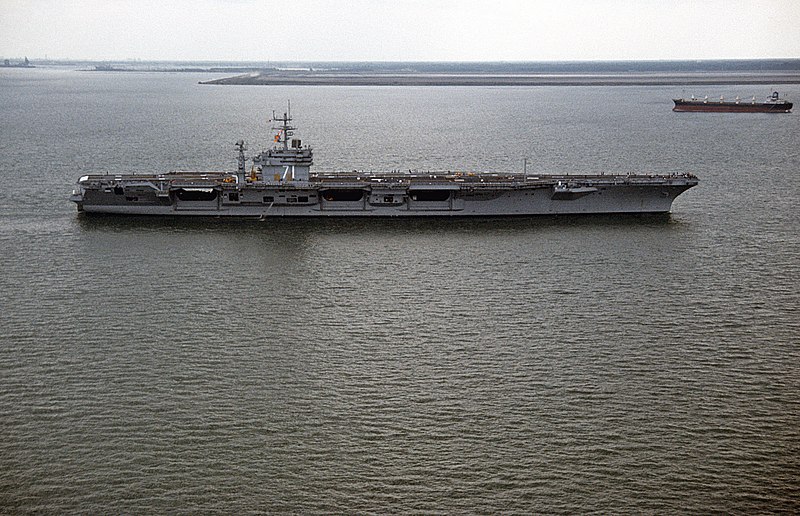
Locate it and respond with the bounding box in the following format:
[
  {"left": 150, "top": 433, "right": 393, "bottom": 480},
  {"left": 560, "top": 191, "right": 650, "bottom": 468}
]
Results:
[{"left": 2, "top": 0, "right": 799, "bottom": 61}]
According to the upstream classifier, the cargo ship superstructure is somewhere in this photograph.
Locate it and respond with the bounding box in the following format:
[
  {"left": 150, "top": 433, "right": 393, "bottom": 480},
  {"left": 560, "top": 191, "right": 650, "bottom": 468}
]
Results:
[
  {"left": 71, "top": 111, "right": 698, "bottom": 217},
  {"left": 673, "top": 91, "right": 793, "bottom": 113}
]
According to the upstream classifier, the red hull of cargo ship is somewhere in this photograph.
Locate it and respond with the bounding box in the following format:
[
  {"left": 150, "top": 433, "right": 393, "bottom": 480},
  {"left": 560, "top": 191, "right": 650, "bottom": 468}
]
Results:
[
  {"left": 673, "top": 101, "right": 792, "bottom": 113},
  {"left": 673, "top": 92, "right": 792, "bottom": 113}
]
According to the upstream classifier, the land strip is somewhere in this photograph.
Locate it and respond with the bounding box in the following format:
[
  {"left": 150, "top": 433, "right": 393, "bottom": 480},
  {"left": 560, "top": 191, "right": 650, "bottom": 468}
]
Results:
[{"left": 200, "top": 71, "right": 800, "bottom": 86}]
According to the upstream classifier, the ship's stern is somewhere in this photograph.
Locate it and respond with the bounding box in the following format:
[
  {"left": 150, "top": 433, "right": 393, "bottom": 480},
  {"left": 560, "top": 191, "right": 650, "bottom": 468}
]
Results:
[{"left": 70, "top": 177, "right": 88, "bottom": 211}]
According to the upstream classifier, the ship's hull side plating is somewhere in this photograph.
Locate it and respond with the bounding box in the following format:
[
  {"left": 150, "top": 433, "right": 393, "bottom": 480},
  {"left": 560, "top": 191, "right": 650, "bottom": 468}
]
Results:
[
  {"left": 672, "top": 92, "right": 793, "bottom": 113},
  {"left": 72, "top": 173, "right": 697, "bottom": 216},
  {"left": 71, "top": 111, "right": 698, "bottom": 217}
]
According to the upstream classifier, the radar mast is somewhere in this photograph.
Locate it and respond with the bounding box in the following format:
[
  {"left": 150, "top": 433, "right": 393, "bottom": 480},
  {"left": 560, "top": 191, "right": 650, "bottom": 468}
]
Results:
[{"left": 271, "top": 101, "right": 294, "bottom": 150}]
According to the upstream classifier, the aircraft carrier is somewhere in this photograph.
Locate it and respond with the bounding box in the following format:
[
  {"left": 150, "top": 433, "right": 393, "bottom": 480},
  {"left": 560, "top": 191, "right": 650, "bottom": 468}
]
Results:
[{"left": 70, "top": 111, "right": 698, "bottom": 217}]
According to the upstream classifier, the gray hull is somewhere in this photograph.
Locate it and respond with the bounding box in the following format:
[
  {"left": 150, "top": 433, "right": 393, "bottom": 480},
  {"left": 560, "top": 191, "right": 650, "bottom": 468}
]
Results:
[
  {"left": 70, "top": 112, "right": 698, "bottom": 217},
  {"left": 72, "top": 173, "right": 697, "bottom": 217}
]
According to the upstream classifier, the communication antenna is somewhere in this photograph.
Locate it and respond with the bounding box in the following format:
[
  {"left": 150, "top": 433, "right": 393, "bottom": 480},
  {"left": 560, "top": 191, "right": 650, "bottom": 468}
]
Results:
[
  {"left": 270, "top": 101, "right": 295, "bottom": 150},
  {"left": 235, "top": 139, "right": 247, "bottom": 175}
]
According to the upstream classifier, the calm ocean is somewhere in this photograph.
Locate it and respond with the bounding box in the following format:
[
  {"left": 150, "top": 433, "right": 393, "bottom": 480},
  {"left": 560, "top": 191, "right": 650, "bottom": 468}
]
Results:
[{"left": 1, "top": 68, "right": 798, "bottom": 513}]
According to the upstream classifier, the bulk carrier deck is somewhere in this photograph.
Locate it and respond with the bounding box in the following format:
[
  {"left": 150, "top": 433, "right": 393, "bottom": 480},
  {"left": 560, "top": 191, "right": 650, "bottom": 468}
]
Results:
[
  {"left": 673, "top": 91, "right": 793, "bottom": 113},
  {"left": 71, "top": 111, "right": 698, "bottom": 217}
]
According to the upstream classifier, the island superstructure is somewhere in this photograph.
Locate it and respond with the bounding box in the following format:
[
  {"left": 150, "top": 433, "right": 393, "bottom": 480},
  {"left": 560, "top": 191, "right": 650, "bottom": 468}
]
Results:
[{"left": 70, "top": 111, "right": 698, "bottom": 217}]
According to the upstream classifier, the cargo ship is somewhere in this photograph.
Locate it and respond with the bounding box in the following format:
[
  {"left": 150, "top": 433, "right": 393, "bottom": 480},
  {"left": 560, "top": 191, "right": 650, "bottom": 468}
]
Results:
[
  {"left": 70, "top": 111, "right": 698, "bottom": 217},
  {"left": 672, "top": 91, "right": 792, "bottom": 113}
]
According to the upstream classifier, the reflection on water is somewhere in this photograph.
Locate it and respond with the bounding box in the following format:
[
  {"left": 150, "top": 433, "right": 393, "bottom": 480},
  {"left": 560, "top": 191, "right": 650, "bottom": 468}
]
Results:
[
  {"left": 75, "top": 211, "right": 676, "bottom": 232},
  {"left": 0, "top": 70, "right": 798, "bottom": 513}
]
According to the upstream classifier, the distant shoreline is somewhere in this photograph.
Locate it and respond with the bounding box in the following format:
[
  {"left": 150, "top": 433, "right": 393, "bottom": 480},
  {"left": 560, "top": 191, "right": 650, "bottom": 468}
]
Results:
[
  {"left": 8, "top": 58, "right": 800, "bottom": 86},
  {"left": 199, "top": 71, "right": 800, "bottom": 87}
]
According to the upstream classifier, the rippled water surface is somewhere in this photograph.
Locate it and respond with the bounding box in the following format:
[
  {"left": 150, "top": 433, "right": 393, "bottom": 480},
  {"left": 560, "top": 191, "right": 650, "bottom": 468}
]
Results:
[{"left": 1, "top": 68, "right": 799, "bottom": 513}]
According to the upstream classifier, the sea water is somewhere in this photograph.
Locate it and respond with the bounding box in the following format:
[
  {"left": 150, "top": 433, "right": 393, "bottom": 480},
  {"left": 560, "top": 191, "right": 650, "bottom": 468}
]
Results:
[{"left": 0, "top": 68, "right": 798, "bottom": 513}]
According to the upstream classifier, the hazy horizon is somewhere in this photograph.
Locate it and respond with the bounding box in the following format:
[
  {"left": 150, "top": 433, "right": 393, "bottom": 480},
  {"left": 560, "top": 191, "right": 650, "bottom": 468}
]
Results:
[
  {"left": 2, "top": 0, "right": 799, "bottom": 63},
  {"left": 6, "top": 57, "right": 800, "bottom": 66}
]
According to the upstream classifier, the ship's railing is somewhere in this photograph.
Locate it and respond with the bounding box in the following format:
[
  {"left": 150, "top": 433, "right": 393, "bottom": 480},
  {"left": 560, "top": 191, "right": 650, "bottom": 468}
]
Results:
[
  {"left": 309, "top": 171, "right": 697, "bottom": 188},
  {"left": 77, "top": 170, "right": 696, "bottom": 191}
]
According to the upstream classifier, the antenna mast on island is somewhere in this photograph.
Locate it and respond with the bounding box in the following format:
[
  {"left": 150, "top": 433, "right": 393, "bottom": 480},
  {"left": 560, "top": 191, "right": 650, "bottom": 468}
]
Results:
[{"left": 271, "top": 101, "right": 294, "bottom": 150}]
